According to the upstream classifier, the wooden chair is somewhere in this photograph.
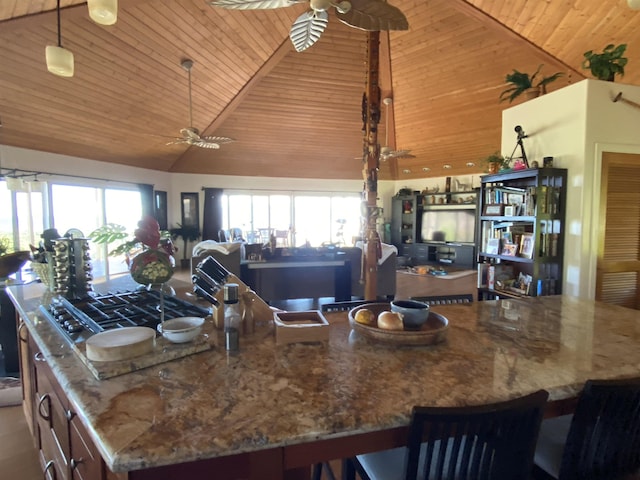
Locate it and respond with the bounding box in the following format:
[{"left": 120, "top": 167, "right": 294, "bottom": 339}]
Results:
[
  {"left": 343, "top": 389, "right": 549, "bottom": 480},
  {"left": 274, "top": 229, "right": 289, "bottom": 247},
  {"left": 410, "top": 294, "right": 473, "bottom": 305},
  {"left": 533, "top": 377, "right": 640, "bottom": 480}
]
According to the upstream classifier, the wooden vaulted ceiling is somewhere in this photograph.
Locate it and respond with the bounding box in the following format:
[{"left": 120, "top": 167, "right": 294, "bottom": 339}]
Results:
[{"left": 0, "top": 0, "right": 638, "bottom": 181}]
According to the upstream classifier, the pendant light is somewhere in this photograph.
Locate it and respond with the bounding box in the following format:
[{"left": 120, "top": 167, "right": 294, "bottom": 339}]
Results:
[
  {"left": 87, "top": 0, "right": 118, "bottom": 26},
  {"left": 45, "top": 0, "right": 74, "bottom": 77},
  {"left": 628, "top": 0, "right": 640, "bottom": 10}
]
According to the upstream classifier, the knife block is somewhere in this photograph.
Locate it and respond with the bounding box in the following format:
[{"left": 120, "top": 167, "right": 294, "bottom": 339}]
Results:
[{"left": 210, "top": 274, "right": 276, "bottom": 329}]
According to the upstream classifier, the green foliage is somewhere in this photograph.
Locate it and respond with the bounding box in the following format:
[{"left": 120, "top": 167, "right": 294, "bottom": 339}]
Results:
[
  {"left": 0, "top": 236, "right": 12, "bottom": 256},
  {"left": 482, "top": 152, "right": 510, "bottom": 169},
  {"left": 89, "top": 223, "right": 171, "bottom": 257},
  {"left": 582, "top": 44, "right": 628, "bottom": 81},
  {"left": 499, "top": 64, "right": 564, "bottom": 103}
]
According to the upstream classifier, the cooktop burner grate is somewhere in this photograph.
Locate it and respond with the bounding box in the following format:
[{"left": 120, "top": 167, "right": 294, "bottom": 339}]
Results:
[{"left": 40, "top": 289, "right": 209, "bottom": 344}]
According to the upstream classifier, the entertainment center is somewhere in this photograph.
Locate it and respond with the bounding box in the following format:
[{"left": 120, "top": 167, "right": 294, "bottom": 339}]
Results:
[{"left": 390, "top": 189, "right": 478, "bottom": 269}]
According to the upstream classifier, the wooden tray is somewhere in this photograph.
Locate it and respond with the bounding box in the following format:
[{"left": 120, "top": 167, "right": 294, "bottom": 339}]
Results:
[
  {"left": 348, "top": 303, "right": 448, "bottom": 346},
  {"left": 273, "top": 310, "right": 329, "bottom": 345}
]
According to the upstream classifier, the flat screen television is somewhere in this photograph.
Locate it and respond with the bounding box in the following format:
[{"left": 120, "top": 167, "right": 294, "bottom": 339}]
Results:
[{"left": 420, "top": 208, "right": 476, "bottom": 244}]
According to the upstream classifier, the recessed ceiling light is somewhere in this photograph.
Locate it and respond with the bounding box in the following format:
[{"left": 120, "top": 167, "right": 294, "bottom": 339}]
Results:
[
  {"left": 422, "top": 167, "right": 431, "bottom": 172},
  {"left": 443, "top": 164, "right": 452, "bottom": 169},
  {"left": 402, "top": 169, "right": 411, "bottom": 174},
  {"left": 466, "top": 162, "right": 475, "bottom": 167}
]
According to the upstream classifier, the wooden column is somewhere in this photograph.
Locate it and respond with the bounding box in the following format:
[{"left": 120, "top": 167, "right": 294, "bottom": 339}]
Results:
[{"left": 362, "top": 31, "right": 381, "bottom": 301}]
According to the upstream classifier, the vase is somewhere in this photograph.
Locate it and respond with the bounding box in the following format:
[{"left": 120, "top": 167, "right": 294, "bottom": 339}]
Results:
[{"left": 130, "top": 249, "right": 174, "bottom": 286}]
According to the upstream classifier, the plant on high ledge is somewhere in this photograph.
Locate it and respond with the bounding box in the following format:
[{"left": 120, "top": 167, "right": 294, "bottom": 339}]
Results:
[
  {"left": 499, "top": 65, "right": 564, "bottom": 103},
  {"left": 582, "top": 44, "right": 628, "bottom": 81},
  {"left": 482, "top": 152, "right": 510, "bottom": 174}
]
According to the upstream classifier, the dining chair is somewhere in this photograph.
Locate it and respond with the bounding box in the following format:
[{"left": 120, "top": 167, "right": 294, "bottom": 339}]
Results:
[
  {"left": 533, "top": 377, "right": 640, "bottom": 480},
  {"left": 343, "top": 389, "right": 549, "bottom": 480}
]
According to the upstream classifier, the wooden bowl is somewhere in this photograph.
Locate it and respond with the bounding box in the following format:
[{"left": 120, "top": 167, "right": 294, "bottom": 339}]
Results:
[{"left": 348, "top": 302, "right": 449, "bottom": 346}]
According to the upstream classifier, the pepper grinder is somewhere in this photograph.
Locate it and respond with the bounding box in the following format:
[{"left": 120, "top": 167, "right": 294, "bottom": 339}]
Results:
[{"left": 223, "top": 283, "right": 241, "bottom": 351}]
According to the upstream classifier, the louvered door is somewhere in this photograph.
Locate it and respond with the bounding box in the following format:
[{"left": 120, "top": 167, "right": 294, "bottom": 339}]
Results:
[{"left": 596, "top": 152, "right": 640, "bottom": 309}]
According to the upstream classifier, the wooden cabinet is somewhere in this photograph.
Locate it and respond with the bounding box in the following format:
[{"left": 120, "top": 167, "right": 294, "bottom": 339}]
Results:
[
  {"left": 23, "top": 327, "right": 105, "bottom": 480},
  {"left": 392, "top": 190, "right": 478, "bottom": 269},
  {"left": 477, "top": 168, "right": 567, "bottom": 299}
]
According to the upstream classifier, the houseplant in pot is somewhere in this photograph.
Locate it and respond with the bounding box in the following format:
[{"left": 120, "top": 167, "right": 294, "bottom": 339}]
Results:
[
  {"left": 499, "top": 64, "right": 564, "bottom": 103},
  {"left": 170, "top": 224, "right": 201, "bottom": 269},
  {"left": 582, "top": 44, "right": 627, "bottom": 81},
  {"left": 482, "top": 152, "right": 510, "bottom": 174}
]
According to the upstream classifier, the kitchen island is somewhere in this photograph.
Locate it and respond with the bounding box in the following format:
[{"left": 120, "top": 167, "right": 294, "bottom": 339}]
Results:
[{"left": 8, "top": 276, "right": 640, "bottom": 479}]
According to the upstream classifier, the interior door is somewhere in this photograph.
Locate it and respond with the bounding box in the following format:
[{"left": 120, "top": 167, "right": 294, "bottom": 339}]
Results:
[{"left": 595, "top": 152, "right": 640, "bottom": 308}]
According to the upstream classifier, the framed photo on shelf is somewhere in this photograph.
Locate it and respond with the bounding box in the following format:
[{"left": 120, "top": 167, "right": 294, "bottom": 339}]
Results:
[
  {"left": 486, "top": 238, "right": 500, "bottom": 255},
  {"left": 519, "top": 233, "right": 534, "bottom": 258},
  {"left": 483, "top": 204, "right": 504, "bottom": 216},
  {"left": 504, "top": 205, "right": 515, "bottom": 216},
  {"left": 502, "top": 243, "right": 518, "bottom": 256}
]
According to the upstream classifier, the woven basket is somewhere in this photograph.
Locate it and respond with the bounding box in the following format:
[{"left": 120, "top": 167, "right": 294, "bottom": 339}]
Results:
[{"left": 32, "top": 262, "right": 54, "bottom": 287}]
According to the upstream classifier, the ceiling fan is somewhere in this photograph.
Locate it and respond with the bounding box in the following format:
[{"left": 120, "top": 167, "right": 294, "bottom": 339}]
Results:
[
  {"left": 380, "top": 97, "right": 413, "bottom": 161},
  {"left": 208, "top": 0, "right": 408, "bottom": 52},
  {"left": 166, "top": 59, "right": 234, "bottom": 150}
]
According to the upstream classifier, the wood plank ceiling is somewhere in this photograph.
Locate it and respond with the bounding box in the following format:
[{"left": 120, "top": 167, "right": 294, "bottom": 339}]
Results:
[{"left": 0, "top": 0, "right": 638, "bottom": 181}]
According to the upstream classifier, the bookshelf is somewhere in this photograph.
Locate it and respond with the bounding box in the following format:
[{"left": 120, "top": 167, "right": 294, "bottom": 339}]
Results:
[{"left": 476, "top": 168, "right": 567, "bottom": 299}]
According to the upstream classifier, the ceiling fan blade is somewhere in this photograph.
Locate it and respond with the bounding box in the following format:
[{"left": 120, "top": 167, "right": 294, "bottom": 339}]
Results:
[
  {"left": 208, "top": 0, "right": 303, "bottom": 9},
  {"left": 337, "top": 0, "right": 408, "bottom": 31},
  {"left": 290, "top": 10, "right": 328, "bottom": 52},
  {"left": 193, "top": 140, "right": 222, "bottom": 149},
  {"left": 201, "top": 136, "right": 235, "bottom": 144},
  {"left": 166, "top": 138, "right": 187, "bottom": 146}
]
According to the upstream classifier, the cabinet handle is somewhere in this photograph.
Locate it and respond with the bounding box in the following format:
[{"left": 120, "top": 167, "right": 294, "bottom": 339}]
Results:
[
  {"left": 37, "top": 393, "right": 51, "bottom": 422},
  {"left": 43, "top": 460, "right": 55, "bottom": 479},
  {"left": 18, "top": 321, "right": 27, "bottom": 343},
  {"left": 70, "top": 458, "right": 83, "bottom": 470},
  {"left": 34, "top": 351, "right": 46, "bottom": 362},
  {"left": 65, "top": 408, "right": 75, "bottom": 421}
]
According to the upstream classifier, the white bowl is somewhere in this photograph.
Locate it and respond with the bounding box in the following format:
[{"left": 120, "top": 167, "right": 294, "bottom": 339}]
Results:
[{"left": 157, "top": 317, "right": 205, "bottom": 343}]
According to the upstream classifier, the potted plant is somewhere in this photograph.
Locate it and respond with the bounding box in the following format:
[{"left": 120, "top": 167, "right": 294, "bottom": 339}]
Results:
[
  {"left": 482, "top": 152, "right": 510, "bottom": 174},
  {"left": 582, "top": 44, "right": 628, "bottom": 81},
  {"left": 169, "top": 224, "right": 202, "bottom": 269},
  {"left": 499, "top": 65, "right": 564, "bottom": 103}
]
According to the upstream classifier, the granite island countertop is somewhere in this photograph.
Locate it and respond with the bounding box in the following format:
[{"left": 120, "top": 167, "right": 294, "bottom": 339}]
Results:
[{"left": 8, "top": 278, "right": 640, "bottom": 476}]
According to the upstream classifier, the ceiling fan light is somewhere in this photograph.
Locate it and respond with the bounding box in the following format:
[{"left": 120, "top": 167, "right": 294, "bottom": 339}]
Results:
[
  {"left": 88, "top": 0, "right": 118, "bottom": 25},
  {"left": 45, "top": 45, "right": 74, "bottom": 77}
]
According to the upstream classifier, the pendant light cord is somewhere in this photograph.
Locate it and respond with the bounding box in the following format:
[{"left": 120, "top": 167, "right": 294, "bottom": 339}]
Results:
[{"left": 56, "top": 0, "right": 62, "bottom": 47}]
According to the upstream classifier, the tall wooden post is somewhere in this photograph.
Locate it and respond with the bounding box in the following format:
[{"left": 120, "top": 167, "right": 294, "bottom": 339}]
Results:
[{"left": 362, "top": 31, "right": 381, "bottom": 300}]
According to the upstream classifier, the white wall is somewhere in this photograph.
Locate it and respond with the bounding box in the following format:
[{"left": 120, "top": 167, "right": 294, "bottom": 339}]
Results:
[{"left": 502, "top": 79, "right": 640, "bottom": 299}]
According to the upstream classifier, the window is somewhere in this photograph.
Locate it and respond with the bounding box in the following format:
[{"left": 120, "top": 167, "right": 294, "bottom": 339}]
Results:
[{"left": 221, "top": 192, "right": 360, "bottom": 247}]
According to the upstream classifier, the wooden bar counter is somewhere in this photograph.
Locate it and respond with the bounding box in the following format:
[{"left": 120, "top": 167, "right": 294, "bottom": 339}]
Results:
[{"left": 7, "top": 276, "right": 640, "bottom": 479}]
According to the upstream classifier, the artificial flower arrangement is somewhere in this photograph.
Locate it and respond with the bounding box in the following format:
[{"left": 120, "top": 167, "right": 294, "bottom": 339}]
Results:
[{"left": 89, "top": 216, "right": 176, "bottom": 285}]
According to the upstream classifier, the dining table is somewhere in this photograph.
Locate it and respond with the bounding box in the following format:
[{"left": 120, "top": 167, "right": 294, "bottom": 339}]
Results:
[{"left": 8, "top": 276, "right": 640, "bottom": 480}]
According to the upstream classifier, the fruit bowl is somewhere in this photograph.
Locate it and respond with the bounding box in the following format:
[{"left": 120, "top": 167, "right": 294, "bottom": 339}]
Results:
[{"left": 348, "top": 303, "right": 449, "bottom": 346}]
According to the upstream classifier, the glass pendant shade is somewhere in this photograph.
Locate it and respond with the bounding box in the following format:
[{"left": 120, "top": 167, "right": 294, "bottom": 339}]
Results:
[
  {"left": 88, "top": 0, "right": 118, "bottom": 25},
  {"left": 46, "top": 45, "right": 74, "bottom": 77}
]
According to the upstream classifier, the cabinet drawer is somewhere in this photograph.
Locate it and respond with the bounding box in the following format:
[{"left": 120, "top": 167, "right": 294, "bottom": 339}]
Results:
[
  {"left": 38, "top": 424, "right": 68, "bottom": 480},
  {"left": 70, "top": 416, "right": 102, "bottom": 480}
]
